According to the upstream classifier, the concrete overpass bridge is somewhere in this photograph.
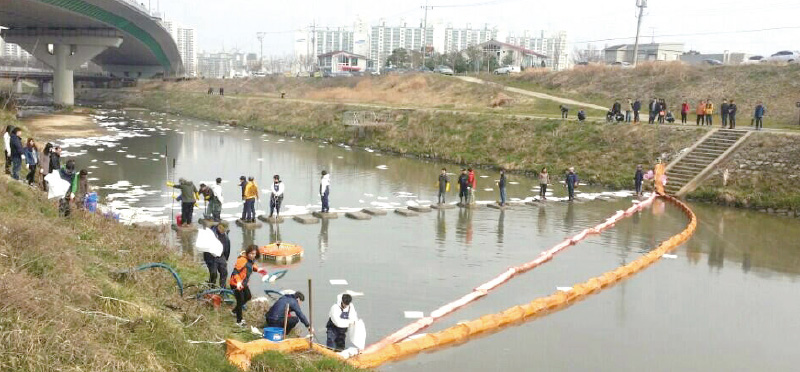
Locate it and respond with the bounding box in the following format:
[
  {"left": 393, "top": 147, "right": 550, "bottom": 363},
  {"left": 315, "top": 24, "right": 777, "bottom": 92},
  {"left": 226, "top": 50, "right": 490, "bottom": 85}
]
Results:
[{"left": 0, "top": 0, "right": 183, "bottom": 106}]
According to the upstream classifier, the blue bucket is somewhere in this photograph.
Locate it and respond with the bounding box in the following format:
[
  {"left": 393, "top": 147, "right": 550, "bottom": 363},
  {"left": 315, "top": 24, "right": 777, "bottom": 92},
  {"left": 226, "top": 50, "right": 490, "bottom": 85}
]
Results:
[{"left": 263, "top": 327, "right": 284, "bottom": 342}]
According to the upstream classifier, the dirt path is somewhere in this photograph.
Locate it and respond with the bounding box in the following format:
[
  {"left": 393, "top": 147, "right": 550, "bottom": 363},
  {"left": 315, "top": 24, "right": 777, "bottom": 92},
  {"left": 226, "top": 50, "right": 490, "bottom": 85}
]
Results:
[
  {"left": 22, "top": 113, "right": 104, "bottom": 141},
  {"left": 455, "top": 76, "right": 609, "bottom": 111}
]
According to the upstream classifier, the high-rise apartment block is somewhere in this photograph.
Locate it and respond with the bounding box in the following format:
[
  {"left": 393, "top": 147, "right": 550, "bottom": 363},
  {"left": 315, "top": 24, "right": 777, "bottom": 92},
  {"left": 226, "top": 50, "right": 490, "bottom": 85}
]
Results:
[
  {"left": 369, "top": 21, "right": 433, "bottom": 70},
  {"left": 161, "top": 20, "right": 197, "bottom": 76}
]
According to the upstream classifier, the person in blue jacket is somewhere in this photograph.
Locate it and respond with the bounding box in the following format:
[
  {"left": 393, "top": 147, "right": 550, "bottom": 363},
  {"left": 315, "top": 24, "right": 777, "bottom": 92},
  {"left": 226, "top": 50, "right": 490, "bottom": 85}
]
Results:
[
  {"left": 497, "top": 169, "right": 507, "bottom": 206},
  {"left": 265, "top": 292, "right": 313, "bottom": 335},
  {"left": 9, "top": 127, "right": 24, "bottom": 180},
  {"left": 753, "top": 102, "right": 766, "bottom": 130},
  {"left": 565, "top": 167, "right": 579, "bottom": 201}
]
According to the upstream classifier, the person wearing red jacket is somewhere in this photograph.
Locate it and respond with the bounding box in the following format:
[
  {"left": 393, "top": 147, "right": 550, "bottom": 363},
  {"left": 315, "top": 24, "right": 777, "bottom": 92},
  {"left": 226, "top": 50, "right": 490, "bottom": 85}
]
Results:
[
  {"left": 681, "top": 101, "right": 690, "bottom": 124},
  {"left": 229, "top": 245, "right": 268, "bottom": 326},
  {"left": 467, "top": 168, "right": 476, "bottom": 205}
]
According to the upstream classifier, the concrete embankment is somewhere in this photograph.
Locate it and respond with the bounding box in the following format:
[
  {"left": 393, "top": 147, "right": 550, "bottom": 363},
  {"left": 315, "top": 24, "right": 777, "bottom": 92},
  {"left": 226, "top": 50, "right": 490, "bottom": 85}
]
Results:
[{"left": 690, "top": 131, "right": 800, "bottom": 216}]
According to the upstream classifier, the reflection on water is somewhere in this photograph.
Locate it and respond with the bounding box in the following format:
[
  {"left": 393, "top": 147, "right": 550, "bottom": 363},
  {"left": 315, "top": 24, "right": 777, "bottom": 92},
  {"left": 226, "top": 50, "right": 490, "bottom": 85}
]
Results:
[
  {"left": 63, "top": 108, "right": 800, "bottom": 372},
  {"left": 496, "top": 210, "right": 505, "bottom": 245}
]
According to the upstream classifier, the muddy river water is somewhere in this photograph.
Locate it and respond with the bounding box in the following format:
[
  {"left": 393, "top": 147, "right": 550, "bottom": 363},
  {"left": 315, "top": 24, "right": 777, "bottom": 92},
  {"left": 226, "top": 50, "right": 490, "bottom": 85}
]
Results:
[{"left": 57, "top": 109, "right": 800, "bottom": 371}]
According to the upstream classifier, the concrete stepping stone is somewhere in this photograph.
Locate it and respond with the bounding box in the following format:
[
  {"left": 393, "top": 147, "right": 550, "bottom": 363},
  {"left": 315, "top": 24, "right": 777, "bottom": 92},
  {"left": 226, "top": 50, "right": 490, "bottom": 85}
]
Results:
[
  {"left": 293, "top": 214, "right": 319, "bottom": 224},
  {"left": 394, "top": 208, "right": 419, "bottom": 217},
  {"left": 171, "top": 223, "right": 198, "bottom": 232},
  {"left": 235, "top": 219, "right": 263, "bottom": 229},
  {"left": 408, "top": 205, "right": 431, "bottom": 212},
  {"left": 362, "top": 208, "right": 388, "bottom": 216},
  {"left": 257, "top": 215, "right": 285, "bottom": 224},
  {"left": 456, "top": 202, "right": 481, "bottom": 209},
  {"left": 312, "top": 211, "right": 339, "bottom": 219},
  {"left": 198, "top": 218, "right": 229, "bottom": 228},
  {"left": 345, "top": 211, "right": 372, "bottom": 220},
  {"left": 430, "top": 203, "right": 456, "bottom": 210},
  {"left": 487, "top": 203, "right": 507, "bottom": 210}
]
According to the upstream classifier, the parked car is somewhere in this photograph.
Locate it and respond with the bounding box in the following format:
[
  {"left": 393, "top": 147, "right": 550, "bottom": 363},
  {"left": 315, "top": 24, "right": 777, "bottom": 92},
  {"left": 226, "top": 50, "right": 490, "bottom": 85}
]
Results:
[
  {"left": 364, "top": 68, "right": 380, "bottom": 76},
  {"left": 493, "top": 65, "right": 521, "bottom": 74},
  {"left": 610, "top": 61, "right": 632, "bottom": 68},
  {"left": 741, "top": 55, "right": 765, "bottom": 64},
  {"left": 703, "top": 59, "right": 724, "bottom": 66},
  {"left": 433, "top": 65, "right": 454, "bottom": 75},
  {"left": 767, "top": 50, "right": 799, "bottom": 63}
]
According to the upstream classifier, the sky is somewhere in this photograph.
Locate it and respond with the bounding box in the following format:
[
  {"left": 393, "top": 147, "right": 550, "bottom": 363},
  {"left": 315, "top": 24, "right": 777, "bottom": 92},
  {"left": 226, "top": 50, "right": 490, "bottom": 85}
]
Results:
[{"left": 156, "top": 0, "right": 800, "bottom": 58}]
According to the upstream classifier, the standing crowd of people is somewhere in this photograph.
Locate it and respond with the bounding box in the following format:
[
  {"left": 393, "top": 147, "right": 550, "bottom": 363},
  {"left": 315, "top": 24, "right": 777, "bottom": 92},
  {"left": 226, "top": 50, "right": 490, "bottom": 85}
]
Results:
[
  {"left": 3, "top": 125, "right": 91, "bottom": 216},
  {"left": 600, "top": 97, "right": 765, "bottom": 130}
]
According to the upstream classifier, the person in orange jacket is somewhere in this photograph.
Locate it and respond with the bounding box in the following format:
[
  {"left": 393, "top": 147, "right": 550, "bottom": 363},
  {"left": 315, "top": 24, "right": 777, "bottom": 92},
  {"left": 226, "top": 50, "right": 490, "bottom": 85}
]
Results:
[
  {"left": 230, "top": 245, "right": 268, "bottom": 325},
  {"left": 695, "top": 100, "right": 706, "bottom": 125},
  {"left": 704, "top": 99, "right": 714, "bottom": 126}
]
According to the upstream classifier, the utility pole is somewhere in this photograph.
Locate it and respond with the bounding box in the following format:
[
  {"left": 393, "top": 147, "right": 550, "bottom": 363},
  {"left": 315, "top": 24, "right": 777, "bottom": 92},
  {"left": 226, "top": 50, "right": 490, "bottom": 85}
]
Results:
[
  {"left": 256, "top": 32, "right": 265, "bottom": 72},
  {"left": 632, "top": 0, "right": 647, "bottom": 66},
  {"left": 421, "top": 0, "right": 434, "bottom": 69}
]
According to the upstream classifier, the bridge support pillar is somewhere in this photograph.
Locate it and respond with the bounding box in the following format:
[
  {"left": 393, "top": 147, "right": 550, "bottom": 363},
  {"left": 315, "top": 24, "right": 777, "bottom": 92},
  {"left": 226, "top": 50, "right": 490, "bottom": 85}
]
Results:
[
  {"left": 14, "top": 79, "right": 24, "bottom": 94},
  {"left": 1, "top": 29, "right": 123, "bottom": 106}
]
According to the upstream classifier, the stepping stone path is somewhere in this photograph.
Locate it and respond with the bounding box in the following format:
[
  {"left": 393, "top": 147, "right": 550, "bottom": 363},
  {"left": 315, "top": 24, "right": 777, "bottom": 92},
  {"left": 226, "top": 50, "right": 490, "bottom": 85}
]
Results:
[
  {"left": 487, "top": 203, "right": 507, "bottom": 210},
  {"left": 258, "top": 215, "right": 284, "bottom": 224},
  {"left": 235, "top": 219, "right": 263, "bottom": 229},
  {"left": 430, "top": 203, "right": 456, "bottom": 210},
  {"left": 362, "top": 208, "right": 388, "bottom": 216},
  {"left": 312, "top": 211, "right": 339, "bottom": 219},
  {"left": 408, "top": 205, "right": 431, "bottom": 213},
  {"left": 394, "top": 208, "right": 418, "bottom": 217},
  {"left": 345, "top": 211, "right": 372, "bottom": 220},
  {"left": 293, "top": 214, "right": 319, "bottom": 224},
  {"left": 199, "top": 219, "right": 229, "bottom": 228}
]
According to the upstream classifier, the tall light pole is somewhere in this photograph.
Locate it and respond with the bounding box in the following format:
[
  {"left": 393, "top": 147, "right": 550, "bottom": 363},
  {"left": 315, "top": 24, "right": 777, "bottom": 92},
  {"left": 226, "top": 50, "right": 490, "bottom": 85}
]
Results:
[
  {"left": 256, "top": 32, "right": 265, "bottom": 71},
  {"left": 632, "top": 0, "right": 647, "bottom": 66},
  {"left": 421, "top": 0, "right": 434, "bottom": 69}
]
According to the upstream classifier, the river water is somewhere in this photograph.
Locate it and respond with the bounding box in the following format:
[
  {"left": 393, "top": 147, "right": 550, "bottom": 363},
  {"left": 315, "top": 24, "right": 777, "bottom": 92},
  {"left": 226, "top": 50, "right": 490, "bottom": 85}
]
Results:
[{"left": 58, "top": 109, "right": 800, "bottom": 371}]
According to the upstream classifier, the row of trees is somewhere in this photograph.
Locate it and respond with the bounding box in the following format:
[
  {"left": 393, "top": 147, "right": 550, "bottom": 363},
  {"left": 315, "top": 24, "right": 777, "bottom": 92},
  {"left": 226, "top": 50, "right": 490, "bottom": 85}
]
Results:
[{"left": 385, "top": 46, "right": 514, "bottom": 73}]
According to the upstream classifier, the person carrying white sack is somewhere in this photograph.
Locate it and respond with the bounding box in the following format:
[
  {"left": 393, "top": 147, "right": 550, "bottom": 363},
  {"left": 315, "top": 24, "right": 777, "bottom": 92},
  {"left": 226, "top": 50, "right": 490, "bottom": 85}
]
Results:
[{"left": 326, "top": 293, "right": 362, "bottom": 352}]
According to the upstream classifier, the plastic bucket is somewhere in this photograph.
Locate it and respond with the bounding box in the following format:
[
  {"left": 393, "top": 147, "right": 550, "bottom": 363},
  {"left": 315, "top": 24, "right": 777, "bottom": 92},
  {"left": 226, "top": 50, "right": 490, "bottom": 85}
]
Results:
[
  {"left": 176, "top": 214, "right": 183, "bottom": 226},
  {"left": 263, "top": 327, "right": 284, "bottom": 341}
]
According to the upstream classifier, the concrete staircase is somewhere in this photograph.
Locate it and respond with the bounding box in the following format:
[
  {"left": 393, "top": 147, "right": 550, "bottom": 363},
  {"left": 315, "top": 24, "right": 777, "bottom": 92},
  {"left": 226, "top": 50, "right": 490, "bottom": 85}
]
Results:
[{"left": 665, "top": 129, "right": 751, "bottom": 196}]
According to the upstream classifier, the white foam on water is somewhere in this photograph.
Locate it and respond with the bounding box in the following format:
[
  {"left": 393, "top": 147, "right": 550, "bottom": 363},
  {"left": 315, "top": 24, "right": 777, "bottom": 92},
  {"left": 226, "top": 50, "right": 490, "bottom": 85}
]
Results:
[
  {"left": 329, "top": 279, "right": 348, "bottom": 285},
  {"left": 404, "top": 311, "right": 424, "bottom": 319},
  {"left": 375, "top": 165, "right": 388, "bottom": 170}
]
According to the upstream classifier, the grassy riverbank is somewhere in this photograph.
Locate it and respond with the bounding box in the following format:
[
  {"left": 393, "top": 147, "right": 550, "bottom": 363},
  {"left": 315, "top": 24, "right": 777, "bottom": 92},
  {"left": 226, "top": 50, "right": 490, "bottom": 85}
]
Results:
[
  {"left": 134, "top": 90, "right": 704, "bottom": 189},
  {"left": 0, "top": 112, "right": 358, "bottom": 372},
  {"left": 484, "top": 63, "right": 800, "bottom": 129}
]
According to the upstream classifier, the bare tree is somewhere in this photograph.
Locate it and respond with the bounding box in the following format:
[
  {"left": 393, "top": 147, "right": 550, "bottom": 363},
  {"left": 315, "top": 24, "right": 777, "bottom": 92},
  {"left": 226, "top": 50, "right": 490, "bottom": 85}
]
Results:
[{"left": 572, "top": 44, "right": 604, "bottom": 64}]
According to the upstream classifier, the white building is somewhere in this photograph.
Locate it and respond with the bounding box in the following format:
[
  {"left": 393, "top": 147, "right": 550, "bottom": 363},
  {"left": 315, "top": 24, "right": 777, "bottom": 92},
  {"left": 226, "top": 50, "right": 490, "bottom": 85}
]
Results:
[
  {"left": 442, "top": 24, "right": 498, "bottom": 54},
  {"left": 505, "top": 30, "right": 569, "bottom": 71},
  {"left": 603, "top": 43, "right": 684, "bottom": 64},
  {"left": 161, "top": 20, "right": 197, "bottom": 77},
  {"left": 294, "top": 26, "right": 354, "bottom": 73},
  {"left": 370, "top": 20, "right": 433, "bottom": 71},
  {"left": 352, "top": 17, "right": 370, "bottom": 62},
  {"left": 318, "top": 51, "right": 368, "bottom": 73},
  {"left": 0, "top": 36, "right": 33, "bottom": 61}
]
